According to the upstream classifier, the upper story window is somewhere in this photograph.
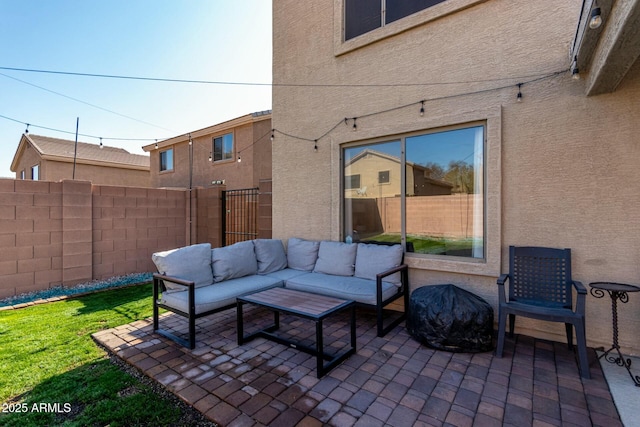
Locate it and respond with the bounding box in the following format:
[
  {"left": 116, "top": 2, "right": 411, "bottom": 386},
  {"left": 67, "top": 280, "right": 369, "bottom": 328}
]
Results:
[
  {"left": 31, "top": 164, "right": 39, "bottom": 180},
  {"left": 212, "top": 133, "right": 234, "bottom": 162},
  {"left": 160, "top": 148, "right": 174, "bottom": 172},
  {"left": 345, "top": 0, "right": 448, "bottom": 40}
]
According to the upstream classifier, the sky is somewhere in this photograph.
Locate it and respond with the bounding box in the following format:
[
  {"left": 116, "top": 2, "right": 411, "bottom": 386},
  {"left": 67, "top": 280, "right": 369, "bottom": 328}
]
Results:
[{"left": 0, "top": 0, "right": 272, "bottom": 178}]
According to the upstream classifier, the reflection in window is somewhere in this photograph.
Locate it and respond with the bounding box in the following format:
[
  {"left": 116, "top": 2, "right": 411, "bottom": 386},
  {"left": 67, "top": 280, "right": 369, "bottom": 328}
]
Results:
[
  {"left": 31, "top": 164, "right": 39, "bottom": 180},
  {"left": 345, "top": 0, "right": 447, "bottom": 40},
  {"left": 343, "top": 125, "right": 484, "bottom": 259},
  {"left": 160, "top": 149, "right": 174, "bottom": 172},
  {"left": 213, "top": 133, "right": 234, "bottom": 161}
]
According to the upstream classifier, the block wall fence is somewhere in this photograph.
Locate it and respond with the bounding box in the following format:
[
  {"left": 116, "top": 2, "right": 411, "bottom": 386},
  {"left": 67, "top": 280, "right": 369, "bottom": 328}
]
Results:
[{"left": 0, "top": 179, "right": 273, "bottom": 299}]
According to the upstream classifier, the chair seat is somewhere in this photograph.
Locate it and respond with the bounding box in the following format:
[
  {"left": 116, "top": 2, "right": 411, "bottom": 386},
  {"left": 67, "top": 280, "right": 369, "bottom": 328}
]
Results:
[{"left": 501, "top": 300, "right": 582, "bottom": 323}]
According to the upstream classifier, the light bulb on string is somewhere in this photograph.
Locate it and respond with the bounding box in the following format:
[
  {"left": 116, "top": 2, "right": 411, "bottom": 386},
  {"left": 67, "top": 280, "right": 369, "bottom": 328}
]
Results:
[
  {"left": 352, "top": 118, "right": 357, "bottom": 131},
  {"left": 314, "top": 140, "right": 318, "bottom": 151},
  {"left": 99, "top": 137, "right": 103, "bottom": 149},
  {"left": 419, "top": 101, "right": 425, "bottom": 116},
  {"left": 516, "top": 83, "right": 523, "bottom": 102},
  {"left": 25, "top": 124, "right": 29, "bottom": 134},
  {"left": 589, "top": 6, "right": 602, "bottom": 29}
]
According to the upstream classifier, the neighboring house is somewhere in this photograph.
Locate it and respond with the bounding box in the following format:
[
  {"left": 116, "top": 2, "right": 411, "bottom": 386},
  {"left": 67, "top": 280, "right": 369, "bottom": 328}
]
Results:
[
  {"left": 142, "top": 111, "right": 272, "bottom": 190},
  {"left": 273, "top": 1, "right": 640, "bottom": 354},
  {"left": 10, "top": 133, "right": 150, "bottom": 187}
]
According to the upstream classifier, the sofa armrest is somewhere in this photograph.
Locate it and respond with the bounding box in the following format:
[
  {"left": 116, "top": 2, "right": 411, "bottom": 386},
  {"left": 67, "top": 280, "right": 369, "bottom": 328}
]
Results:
[
  {"left": 376, "top": 264, "right": 408, "bottom": 304},
  {"left": 153, "top": 273, "right": 196, "bottom": 317}
]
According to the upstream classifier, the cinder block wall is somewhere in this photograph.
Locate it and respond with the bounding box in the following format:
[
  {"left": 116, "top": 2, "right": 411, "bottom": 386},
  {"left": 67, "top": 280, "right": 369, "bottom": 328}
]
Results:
[
  {"left": 92, "top": 185, "right": 188, "bottom": 280},
  {"left": 0, "top": 178, "right": 272, "bottom": 299},
  {"left": 0, "top": 179, "right": 187, "bottom": 299}
]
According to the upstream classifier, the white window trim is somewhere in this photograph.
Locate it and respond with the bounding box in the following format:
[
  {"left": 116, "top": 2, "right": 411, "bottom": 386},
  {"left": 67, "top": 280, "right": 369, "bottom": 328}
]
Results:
[
  {"left": 334, "top": 0, "right": 487, "bottom": 56},
  {"left": 337, "top": 106, "right": 501, "bottom": 277}
]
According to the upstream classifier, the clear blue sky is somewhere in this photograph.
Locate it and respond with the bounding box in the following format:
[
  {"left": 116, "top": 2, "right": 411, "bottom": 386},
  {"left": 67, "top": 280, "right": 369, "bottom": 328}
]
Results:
[{"left": 0, "top": 0, "right": 272, "bottom": 178}]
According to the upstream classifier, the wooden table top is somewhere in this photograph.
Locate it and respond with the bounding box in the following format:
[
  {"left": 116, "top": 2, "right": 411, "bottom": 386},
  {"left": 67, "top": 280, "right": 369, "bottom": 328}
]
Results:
[{"left": 239, "top": 287, "right": 353, "bottom": 317}]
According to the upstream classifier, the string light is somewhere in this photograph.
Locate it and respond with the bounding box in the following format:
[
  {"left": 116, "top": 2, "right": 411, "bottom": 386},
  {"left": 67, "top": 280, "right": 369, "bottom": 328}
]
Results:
[
  {"left": 313, "top": 140, "right": 318, "bottom": 151},
  {"left": 237, "top": 154, "right": 242, "bottom": 163},
  {"left": 270, "top": 129, "right": 274, "bottom": 141},
  {"left": 419, "top": 100, "right": 425, "bottom": 116},
  {"left": 571, "top": 56, "right": 580, "bottom": 80},
  {"left": 589, "top": 5, "right": 602, "bottom": 29},
  {"left": 99, "top": 137, "right": 103, "bottom": 149},
  {"left": 25, "top": 123, "right": 29, "bottom": 134},
  {"left": 270, "top": 68, "right": 567, "bottom": 149},
  {"left": 155, "top": 139, "right": 158, "bottom": 149},
  {"left": 208, "top": 152, "right": 212, "bottom": 162},
  {"left": 516, "top": 83, "right": 523, "bottom": 102}
]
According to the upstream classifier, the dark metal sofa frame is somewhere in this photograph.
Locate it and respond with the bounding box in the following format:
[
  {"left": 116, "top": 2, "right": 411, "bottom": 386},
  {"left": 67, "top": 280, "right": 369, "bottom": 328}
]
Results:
[{"left": 153, "top": 249, "right": 409, "bottom": 349}]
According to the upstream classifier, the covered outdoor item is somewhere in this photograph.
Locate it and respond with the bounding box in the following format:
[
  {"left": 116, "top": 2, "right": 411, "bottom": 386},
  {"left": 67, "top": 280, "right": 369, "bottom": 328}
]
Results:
[{"left": 407, "top": 284, "right": 493, "bottom": 352}]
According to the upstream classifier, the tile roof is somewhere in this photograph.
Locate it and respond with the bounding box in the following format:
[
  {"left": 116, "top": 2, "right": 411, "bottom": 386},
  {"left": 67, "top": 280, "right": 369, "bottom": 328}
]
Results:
[{"left": 26, "top": 134, "right": 149, "bottom": 168}]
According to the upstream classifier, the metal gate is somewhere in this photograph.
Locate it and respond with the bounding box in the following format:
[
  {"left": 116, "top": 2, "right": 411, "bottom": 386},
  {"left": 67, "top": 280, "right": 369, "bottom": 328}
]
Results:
[{"left": 221, "top": 187, "right": 259, "bottom": 246}]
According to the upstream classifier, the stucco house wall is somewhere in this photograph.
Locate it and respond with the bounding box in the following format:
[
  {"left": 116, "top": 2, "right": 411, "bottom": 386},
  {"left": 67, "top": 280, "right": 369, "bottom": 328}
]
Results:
[
  {"left": 273, "top": 0, "right": 640, "bottom": 355},
  {"left": 144, "top": 111, "right": 272, "bottom": 190}
]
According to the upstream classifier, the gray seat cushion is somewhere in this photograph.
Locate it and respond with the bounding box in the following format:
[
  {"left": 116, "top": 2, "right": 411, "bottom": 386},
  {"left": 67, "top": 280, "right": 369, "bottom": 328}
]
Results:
[
  {"left": 354, "top": 243, "right": 403, "bottom": 285},
  {"left": 313, "top": 241, "right": 357, "bottom": 276},
  {"left": 284, "top": 272, "right": 398, "bottom": 305},
  {"left": 286, "top": 238, "right": 320, "bottom": 271},
  {"left": 152, "top": 243, "right": 213, "bottom": 290},
  {"left": 263, "top": 268, "right": 310, "bottom": 282},
  {"left": 254, "top": 239, "right": 288, "bottom": 274},
  {"left": 161, "top": 275, "right": 283, "bottom": 315},
  {"left": 211, "top": 240, "right": 258, "bottom": 282}
]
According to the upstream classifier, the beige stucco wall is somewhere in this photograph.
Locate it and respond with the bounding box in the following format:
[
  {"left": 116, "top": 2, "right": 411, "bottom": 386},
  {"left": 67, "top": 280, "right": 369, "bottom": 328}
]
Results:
[
  {"left": 273, "top": 0, "right": 640, "bottom": 355},
  {"left": 149, "top": 119, "right": 272, "bottom": 190}
]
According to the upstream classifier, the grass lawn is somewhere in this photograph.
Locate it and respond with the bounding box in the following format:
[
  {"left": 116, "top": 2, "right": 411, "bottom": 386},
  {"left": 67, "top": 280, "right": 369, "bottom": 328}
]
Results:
[
  {"left": 0, "top": 283, "right": 210, "bottom": 427},
  {"left": 367, "top": 233, "right": 480, "bottom": 256}
]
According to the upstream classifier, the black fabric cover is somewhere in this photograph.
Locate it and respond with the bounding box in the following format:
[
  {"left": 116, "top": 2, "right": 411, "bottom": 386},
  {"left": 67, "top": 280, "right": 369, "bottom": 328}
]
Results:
[{"left": 407, "top": 284, "right": 494, "bottom": 353}]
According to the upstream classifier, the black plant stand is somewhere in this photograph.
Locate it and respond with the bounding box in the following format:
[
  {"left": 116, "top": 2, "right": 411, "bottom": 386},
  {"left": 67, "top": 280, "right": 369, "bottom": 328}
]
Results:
[{"left": 589, "top": 282, "right": 640, "bottom": 387}]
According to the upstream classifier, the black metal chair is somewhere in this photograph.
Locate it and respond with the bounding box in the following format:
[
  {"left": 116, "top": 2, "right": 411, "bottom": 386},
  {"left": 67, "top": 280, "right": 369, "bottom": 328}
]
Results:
[{"left": 496, "top": 246, "right": 590, "bottom": 379}]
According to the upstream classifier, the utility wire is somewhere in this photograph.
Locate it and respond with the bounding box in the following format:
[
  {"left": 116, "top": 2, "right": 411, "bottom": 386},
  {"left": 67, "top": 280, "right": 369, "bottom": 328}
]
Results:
[
  {"left": 0, "top": 72, "right": 177, "bottom": 133},
  {"left": 0, "top": 65, "right": 567, "bottom": 88}
]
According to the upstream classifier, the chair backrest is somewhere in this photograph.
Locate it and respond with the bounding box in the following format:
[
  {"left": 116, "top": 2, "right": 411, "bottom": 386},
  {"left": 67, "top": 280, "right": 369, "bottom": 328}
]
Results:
[{"left": 509, "top": 246, "right": 573, "bottom": 309}]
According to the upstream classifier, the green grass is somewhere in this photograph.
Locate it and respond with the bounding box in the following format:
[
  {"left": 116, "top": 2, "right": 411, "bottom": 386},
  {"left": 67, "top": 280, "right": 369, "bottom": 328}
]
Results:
[
  {"left": 367, "top": 233, "right": 481, "bottom": 256},
  {"left": 0, "top": 283, "right": 191, "bottom": 427}
]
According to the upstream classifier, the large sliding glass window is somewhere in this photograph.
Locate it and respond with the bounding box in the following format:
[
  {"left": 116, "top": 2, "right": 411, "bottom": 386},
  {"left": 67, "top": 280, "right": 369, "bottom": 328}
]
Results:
[{"left": 343, "top": 124, "right": 485, "bottom": 259}]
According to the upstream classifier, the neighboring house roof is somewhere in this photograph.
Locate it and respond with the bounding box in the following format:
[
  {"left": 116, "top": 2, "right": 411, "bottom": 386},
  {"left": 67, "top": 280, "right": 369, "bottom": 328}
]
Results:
[
  {"left": 142, "top": 110, "right": 272, "bottom": 152},
  {"left": 10, "top": 134, "right": 150, "bottom": 172}
]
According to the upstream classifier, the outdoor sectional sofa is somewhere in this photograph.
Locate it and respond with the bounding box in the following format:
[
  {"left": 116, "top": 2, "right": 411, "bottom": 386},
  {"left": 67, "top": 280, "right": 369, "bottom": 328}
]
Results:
[{"left": 151, "top": 238, "right": 409, "bottom": 349}]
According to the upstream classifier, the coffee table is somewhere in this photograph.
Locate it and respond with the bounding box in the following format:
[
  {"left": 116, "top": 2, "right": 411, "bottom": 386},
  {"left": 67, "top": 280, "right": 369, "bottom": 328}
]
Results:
[{"left": 237, "top": 287, "right": 356, "bottom": 378}]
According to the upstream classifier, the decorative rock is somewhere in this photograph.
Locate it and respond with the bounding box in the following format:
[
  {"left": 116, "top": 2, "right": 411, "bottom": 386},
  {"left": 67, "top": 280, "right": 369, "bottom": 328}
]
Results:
[{"left": 407, "top": 284, "right": 494, "bottom": 352}]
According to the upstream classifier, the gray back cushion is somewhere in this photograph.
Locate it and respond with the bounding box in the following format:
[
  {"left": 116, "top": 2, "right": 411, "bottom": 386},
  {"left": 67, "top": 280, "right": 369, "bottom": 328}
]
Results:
[
  {"left": 212, "top": 240, "right": 258, "bottom": 282},
  {"left": 313, "top": 241, "right": 357, "bottom": 276},
  {"left": 354, "top": 243, "right": 404, "bottom": 285},
  {"left": 254, "top": 239, "right": 287, "bottom": 274},
  {"left": 152, "top": 243, "right": 213, "bottom": 289},
  {"left": 287, "top": 238, "right": 320, "bottom": 271}
]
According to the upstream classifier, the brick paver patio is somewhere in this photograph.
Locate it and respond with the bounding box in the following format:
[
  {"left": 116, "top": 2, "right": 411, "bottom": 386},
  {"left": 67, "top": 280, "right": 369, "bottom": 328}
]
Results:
[{"left": 92, "top": 306, "right": 622, "bottom": 426}]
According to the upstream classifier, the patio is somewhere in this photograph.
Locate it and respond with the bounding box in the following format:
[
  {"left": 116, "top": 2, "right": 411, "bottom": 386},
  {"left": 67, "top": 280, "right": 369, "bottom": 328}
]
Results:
[{"left": 93, "top": 307, "right": 623, "bottom": 426}]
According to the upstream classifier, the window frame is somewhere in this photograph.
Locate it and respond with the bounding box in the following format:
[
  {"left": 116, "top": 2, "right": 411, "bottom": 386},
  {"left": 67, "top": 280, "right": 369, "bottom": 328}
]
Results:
[
  {"left": 159, "top": 148, "right": 174, "bottom": 173},
  {"left": 31, "top": 164, "right": 39, "bottom": 180},
  {"left": 212, "top": 133, "right": 234, "bottom": 163},
  {"left": 335, "top": 0, "right": 486, "bottom": 56},
  {"left": 339, "top": 109, "right": 501, "bottom": 277}
]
